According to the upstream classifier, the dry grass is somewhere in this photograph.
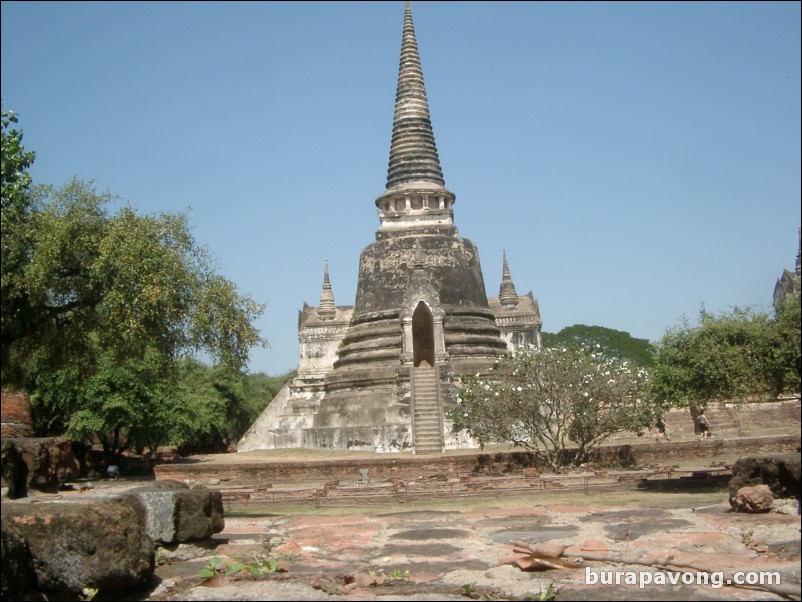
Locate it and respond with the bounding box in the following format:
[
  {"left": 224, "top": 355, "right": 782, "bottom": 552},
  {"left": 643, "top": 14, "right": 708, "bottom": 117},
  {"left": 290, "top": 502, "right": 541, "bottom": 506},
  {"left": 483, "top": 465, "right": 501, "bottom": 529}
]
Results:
[{"left": 226, "top": 488, "right": 727, "bottom": 518}]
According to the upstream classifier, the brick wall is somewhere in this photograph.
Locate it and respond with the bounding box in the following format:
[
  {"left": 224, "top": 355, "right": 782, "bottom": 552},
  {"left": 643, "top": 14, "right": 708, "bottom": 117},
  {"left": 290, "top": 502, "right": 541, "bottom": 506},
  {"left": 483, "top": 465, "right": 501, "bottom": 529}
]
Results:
[
  {"left": 153, "top": 434, "right": 800, "bottom": 487},
  {"left": 1, "top": 390, "right": 35, "bottom": 438}
]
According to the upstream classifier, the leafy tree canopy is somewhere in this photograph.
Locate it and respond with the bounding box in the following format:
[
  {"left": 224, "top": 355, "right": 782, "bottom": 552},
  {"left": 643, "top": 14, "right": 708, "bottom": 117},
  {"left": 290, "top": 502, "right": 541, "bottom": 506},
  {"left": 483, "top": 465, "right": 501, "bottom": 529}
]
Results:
[
  {"left": 246, "top": 369, "right": 296, "bottom": 408},
  {"left": 650, "top": 301, "right": 800, "bottom": 409},
  {"left": 1, "top": 106, "right": 37, "bottom": 373},
  {"left": 2, "top": 172, "right": 266, "bottom": 461},
  {"left": 771, "top": 291, "right": 801, "bottom": 395},
  {"left": 171, "top": 365, "right": 297, "bottom": 454},
  {"left": 541, "top": 324, "right": 655, "bottom": 367},
  {"left": 5, "top": 178, "right": 266, "bottom": 380}
]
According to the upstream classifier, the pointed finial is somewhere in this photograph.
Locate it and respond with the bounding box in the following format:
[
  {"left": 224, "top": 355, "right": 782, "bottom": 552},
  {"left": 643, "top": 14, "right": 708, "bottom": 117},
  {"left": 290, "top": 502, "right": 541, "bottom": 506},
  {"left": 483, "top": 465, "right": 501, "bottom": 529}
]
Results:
[
  {"left": 385, "top": 1, "right": 444, "bottom": 189},
  {"left": 317, "top": 260, "right": 336, "bottom": 320},
  {"left": 499, "top": 251, "right": 520, "bottom": 307}
]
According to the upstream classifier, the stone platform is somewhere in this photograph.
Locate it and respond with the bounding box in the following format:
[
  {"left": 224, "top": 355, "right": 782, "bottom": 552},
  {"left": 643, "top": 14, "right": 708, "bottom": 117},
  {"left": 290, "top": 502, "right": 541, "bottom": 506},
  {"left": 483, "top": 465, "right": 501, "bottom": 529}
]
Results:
[
  {"left": 154, "top": 434, "right": 801, "bottom": 490},
  {"left": 146, "top": 486, "right": 801, "bottom": 601}
]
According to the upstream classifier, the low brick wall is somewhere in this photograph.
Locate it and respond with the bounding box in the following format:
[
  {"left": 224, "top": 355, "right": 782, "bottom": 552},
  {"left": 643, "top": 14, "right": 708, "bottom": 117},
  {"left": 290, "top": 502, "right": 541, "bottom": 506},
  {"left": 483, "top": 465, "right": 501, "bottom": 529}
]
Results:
[
  {"left": 623, "top": 434, "right": 800, "bottom": 465},
  {"left": 154, "top": 434, "right": 801, "bottom": 487}
]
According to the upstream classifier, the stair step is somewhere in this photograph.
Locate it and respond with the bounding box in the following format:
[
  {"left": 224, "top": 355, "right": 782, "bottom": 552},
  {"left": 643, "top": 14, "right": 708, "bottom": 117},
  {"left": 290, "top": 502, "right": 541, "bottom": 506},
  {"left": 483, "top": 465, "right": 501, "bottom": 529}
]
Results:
[{"left": 412, "top": 367, "right": 443, "bottom": 454}]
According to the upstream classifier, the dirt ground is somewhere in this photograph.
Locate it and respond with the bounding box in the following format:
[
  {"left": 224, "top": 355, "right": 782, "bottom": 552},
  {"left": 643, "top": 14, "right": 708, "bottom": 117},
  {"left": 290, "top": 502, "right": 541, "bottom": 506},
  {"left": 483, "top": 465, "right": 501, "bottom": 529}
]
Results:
[{"left": 135, "top": 485, "right": 800, "bottom": 602}]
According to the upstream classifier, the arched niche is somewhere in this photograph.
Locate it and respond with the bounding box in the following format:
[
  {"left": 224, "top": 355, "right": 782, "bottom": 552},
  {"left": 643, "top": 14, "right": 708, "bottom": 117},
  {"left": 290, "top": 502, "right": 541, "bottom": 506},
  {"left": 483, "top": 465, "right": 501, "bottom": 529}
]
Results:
[{"left": 412, "top": 301, "right": 435, "bottom": 367}]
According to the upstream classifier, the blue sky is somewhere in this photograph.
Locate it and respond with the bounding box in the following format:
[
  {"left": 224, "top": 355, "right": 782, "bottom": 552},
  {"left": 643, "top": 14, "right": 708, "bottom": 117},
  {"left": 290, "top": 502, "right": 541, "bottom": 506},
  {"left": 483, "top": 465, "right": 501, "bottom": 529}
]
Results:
[{"left": 2, "top": 1, "right": 800, "bottom": 376}]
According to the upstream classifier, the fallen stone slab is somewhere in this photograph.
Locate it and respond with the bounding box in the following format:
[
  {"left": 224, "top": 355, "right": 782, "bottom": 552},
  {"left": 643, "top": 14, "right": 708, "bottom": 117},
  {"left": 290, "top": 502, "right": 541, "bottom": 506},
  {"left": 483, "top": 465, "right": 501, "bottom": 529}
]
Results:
[{"left": 2, "top": 496, "right": 154, "bottom": 593}]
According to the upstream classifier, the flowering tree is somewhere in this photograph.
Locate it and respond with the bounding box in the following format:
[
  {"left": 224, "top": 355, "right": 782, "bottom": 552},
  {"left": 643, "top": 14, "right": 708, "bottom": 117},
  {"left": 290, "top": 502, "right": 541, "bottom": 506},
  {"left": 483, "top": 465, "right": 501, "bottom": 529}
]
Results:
[{"left": 450, "top": 346, "right": 658, "bottom": 470}]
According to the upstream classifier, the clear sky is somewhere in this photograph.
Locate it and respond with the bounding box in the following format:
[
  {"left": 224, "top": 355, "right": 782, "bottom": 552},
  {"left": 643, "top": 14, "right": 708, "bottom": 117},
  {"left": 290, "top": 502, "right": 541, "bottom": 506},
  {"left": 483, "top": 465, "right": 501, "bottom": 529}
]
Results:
[{"left": 2, "top": 1, "right": 800, "bottom": 376}]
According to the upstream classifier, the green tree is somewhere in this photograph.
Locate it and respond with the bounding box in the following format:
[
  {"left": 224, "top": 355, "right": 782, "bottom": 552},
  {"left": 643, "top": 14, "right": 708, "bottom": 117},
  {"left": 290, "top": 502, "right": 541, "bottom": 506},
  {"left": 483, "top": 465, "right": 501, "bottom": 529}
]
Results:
[
  {"left": 51, "top": 342, "right": 184, "bottom": 460},
  {"left": 451, "top": 347, "right": 656, "bottom": 470},
  {"left": 170, "top": 364, "right": 298, "bottom": 455},
  {"left": 172, "top": 358, "right": 248, "bottom": 454},
  {"left": 541, "top": 324, "right": 656, "bottom": 367},
  {"left": 651, "top": 304, "right": 797, "bottom": 409},
  {"left": 8, "top": 179, "right": 266, "bottom": 462},
  {"left": 770, "top": 291, "right": 801, "bottom": 395},
  {"left": 245, "top": 369, "right": 296, "bottom": 418},
  {"left": 1, "top": 106, "right": 37, "bottom": 378}
]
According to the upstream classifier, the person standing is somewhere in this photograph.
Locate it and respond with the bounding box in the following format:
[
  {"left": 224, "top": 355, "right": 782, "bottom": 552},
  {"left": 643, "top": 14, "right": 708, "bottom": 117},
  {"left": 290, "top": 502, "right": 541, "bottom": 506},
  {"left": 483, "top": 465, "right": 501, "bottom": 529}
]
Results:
[
  {"left": 655, "top": 416, "right": 669, "bottom": 441},
  {"left": 697, "top": 409, "right": 711, "bottom": 439}
]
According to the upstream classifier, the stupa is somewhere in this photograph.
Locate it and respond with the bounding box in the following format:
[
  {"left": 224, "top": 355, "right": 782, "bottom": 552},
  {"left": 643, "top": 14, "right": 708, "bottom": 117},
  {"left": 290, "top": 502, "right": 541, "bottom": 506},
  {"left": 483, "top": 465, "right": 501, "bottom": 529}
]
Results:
[{"left": 239, "top": 3, "right": 542, "bottom": 453}]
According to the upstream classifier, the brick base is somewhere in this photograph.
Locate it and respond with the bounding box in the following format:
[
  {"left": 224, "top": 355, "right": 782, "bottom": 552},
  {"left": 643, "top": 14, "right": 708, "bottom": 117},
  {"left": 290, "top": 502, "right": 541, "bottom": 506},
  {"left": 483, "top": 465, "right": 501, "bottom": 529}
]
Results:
[{"left": 154, "top": 434, "right": 800, "bottom": 487}]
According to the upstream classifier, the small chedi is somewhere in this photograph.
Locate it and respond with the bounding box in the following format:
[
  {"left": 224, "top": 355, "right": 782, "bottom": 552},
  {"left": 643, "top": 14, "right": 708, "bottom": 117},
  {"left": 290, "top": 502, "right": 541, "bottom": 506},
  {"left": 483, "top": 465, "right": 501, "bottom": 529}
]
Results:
[{"left": 239, "top": 3, "right": 542, "bottom": 454}]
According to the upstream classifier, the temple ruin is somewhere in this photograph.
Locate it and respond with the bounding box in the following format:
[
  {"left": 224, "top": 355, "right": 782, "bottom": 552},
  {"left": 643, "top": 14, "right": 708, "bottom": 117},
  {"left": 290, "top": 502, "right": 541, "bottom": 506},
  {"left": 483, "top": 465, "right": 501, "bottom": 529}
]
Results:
[
  {"left": 239, "top": 3, "right": 542, "bottom": 454},
  {"left": 773, "top": 228, "right": 801, "bottom": 311}
]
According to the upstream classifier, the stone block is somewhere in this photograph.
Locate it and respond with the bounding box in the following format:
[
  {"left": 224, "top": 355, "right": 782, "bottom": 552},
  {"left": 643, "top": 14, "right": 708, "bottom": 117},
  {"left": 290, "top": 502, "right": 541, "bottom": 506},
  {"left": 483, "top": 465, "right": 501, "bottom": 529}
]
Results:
[
  {"left": 126, "top": 481, "right": 224, "bottom": 544},
  {"left": 3, "top": 497, "right": 154, "bottom": 593}
]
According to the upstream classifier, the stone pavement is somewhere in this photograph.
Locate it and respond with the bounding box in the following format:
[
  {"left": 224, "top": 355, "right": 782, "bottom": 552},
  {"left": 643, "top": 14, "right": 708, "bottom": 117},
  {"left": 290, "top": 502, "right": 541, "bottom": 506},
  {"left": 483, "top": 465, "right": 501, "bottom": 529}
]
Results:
[{"left": 142, "top": 495, "right": 801, "bottom": 601}]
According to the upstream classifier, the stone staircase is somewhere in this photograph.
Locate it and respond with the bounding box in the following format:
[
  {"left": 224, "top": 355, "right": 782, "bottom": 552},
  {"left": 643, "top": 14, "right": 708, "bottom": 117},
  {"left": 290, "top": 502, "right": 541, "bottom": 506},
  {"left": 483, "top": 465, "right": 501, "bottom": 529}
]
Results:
[
  {"left": 412, "top": 366, "right": 444, "bottom": 454},
  {"left": 700, "top": 401, "right": 738, "bottom": 434}
]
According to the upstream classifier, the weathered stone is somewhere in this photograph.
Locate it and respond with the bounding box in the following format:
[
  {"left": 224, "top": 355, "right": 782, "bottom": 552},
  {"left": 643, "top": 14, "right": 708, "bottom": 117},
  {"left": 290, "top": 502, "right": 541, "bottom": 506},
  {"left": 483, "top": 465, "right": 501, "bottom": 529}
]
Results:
[
  {"left": 0, "top": 516, "right": 35, "bottom": 600},
  {"left": 732, "top": 484, "right": 774, "bottom": 513},
  {"left": 6, "top": 437, "right": 80, "bottom": 493},
  {"left": 729, "top": 453, "right": 801, "bottom": 510},
  {"left": 238, "top": 3, "right": 542, "bottom": 455},
  {"left": 156, "top": 539, "right": 217, "bottom": 561},
  {"left": 126, "top": 481, "right": 224, "bottom": 544},
  {"left": 1, "top": 439, "right": 29, "bottom": 499},
  {"left": 3, "top": 497, "right": 154, "bottom": 593},
  {"left": 772, "top": 498, "right": 800, "bottom": 515},
  {"left": 174, "top": 487, "right": 225, "bottom": 541}
]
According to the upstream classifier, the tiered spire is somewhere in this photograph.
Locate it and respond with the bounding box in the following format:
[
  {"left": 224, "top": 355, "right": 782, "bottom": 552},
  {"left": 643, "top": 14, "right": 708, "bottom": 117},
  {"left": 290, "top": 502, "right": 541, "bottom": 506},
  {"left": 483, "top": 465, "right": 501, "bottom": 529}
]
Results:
[
  {"left": 498, "top": 251, "right": 520, "bottom": 307},
  {"left": 316, "top": 260, "right": 336, "bottom": 320},
  {"left": 385, "top": 1, "right": 444, "bottom": 189}
]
